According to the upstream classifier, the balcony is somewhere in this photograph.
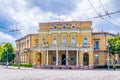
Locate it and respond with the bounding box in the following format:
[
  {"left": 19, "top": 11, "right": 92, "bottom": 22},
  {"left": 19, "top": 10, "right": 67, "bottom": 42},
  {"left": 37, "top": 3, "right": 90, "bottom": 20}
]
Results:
[
  {"left": 80, "top": 44, "right": 93, "bottom": 48},
  {"left": 34, "top": 43, "right": 93, "bottom": 51}
]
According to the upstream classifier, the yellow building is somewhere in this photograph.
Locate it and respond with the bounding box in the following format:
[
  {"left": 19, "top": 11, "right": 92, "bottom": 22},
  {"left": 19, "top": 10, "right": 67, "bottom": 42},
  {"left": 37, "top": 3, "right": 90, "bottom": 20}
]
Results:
[
  {"left": 15, "top": 21, "right": 118, "bottom": 69},
  {"left": 15, "top": 34, "right": 39, "bottom": 64}
]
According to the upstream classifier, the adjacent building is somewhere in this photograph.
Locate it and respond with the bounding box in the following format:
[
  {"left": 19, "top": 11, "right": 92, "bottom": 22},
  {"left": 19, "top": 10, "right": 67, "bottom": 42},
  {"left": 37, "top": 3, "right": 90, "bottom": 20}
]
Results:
[
  {"left": 15, "top": 21, "right": 119, "bottom": 69},
  {"left": 15, "top": 34, "right": 39, "bottom": 64}
]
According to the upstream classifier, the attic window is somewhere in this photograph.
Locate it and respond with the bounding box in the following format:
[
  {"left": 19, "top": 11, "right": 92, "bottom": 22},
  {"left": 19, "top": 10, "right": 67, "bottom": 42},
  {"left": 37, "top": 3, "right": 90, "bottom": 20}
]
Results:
[
  {"left": 62, "top": 24, "right": 66, "bottom": 29},
  {"left": 71, "top": 25, "right": 76, "bottom": 29},
  {"left": 53, "top": 25, "right": 57, "bottom": 29}
]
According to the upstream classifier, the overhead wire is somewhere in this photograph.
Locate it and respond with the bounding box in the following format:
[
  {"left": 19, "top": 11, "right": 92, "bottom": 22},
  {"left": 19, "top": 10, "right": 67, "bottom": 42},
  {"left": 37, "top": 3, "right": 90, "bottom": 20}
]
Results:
[
  {"left": 88, "top": 0, "right": 120, "bottom": 30},
  {"left": 99, "top": 0, "right": 120, "bottom": 25}
]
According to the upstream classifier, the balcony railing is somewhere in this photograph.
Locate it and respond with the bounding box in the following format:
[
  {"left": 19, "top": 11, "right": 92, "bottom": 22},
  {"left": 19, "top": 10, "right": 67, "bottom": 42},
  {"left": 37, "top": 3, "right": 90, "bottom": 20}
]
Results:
[{"left": 34, "top": 44, "right": 93, "bottom": 49}]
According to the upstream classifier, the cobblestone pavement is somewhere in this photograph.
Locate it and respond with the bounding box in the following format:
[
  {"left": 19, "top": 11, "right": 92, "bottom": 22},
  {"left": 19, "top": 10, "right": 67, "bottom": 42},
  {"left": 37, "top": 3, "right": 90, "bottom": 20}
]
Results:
[{"left": 0, "top": 65, "right": 120, "bottom": 80}]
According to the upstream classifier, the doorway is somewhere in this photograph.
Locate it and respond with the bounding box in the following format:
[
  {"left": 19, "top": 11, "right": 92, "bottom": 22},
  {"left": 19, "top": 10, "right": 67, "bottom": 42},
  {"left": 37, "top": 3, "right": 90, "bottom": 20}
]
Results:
[
  {"left": 83, "top": 53, "right": 89, "bottom": 66},
  {"left": 62, "top": 54, "right": 66, "bottom": 65}
]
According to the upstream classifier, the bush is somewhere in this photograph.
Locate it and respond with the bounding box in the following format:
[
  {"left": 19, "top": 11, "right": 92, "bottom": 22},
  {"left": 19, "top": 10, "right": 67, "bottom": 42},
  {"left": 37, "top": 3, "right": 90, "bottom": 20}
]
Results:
[{"left": 10, "top": 63, "right": 32, "bottom": 67}]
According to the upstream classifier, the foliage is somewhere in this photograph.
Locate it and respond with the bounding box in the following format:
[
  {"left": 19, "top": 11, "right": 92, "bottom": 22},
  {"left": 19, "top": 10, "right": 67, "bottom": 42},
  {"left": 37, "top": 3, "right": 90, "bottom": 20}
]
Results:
[
  {"left": 10, "top": 63, "right": 32, "bottom": 67},
  {"left": 0, "top": 45, "right": 4, "bottom": 60},
  {"left": 108, "top": 36, "right": 120, "bottom": 55},
  {"left": 0, "top": 42, "right": 15, "bottom": 63}
]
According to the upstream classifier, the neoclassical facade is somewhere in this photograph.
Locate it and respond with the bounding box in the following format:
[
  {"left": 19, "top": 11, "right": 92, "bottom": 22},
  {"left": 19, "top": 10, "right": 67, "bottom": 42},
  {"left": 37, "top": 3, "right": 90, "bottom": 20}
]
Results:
[{"left": 16, "top": 21, "right": 118, "bottom": 69}]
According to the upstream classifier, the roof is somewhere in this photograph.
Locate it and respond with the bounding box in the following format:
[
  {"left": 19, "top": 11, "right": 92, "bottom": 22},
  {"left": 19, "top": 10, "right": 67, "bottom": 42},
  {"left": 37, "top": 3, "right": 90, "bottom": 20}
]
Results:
[
  {"left": 92, "top": 32, "right": 116, "bottom": 36},
  {"left": 39, "top": 21, "right": 92, "bottom": 25},
  {"left": 15, "top": 33, "right": 39, "bottom": 42}
]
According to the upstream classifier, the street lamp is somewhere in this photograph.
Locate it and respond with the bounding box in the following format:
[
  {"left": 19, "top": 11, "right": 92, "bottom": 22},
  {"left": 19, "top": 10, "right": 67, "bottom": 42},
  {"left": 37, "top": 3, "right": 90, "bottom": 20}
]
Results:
[
  {"left": 107, "top": 45, "right": 110, "bottom": 70},
  {"left": 6, "top": 48, "right": 9, "bottom": 68}
]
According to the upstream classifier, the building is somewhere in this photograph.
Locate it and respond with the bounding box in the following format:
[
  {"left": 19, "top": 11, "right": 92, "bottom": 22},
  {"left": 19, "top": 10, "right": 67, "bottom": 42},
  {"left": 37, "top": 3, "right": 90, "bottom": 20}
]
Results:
[
  {"left": 15, "top": 34, "right": 39, "bottom": 64},
  {"left": 15, "top": 21, "right": 119, "bottom": 69}
]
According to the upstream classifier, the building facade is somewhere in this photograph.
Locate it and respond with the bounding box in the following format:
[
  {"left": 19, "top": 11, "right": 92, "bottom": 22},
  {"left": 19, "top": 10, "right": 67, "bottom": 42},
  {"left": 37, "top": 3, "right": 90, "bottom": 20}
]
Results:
[
  {"left": 16, "top": 21, "right": 119, "bottom": 69},
  {"left": 15, "top": 34, "right": 39, "bottom": 64}
]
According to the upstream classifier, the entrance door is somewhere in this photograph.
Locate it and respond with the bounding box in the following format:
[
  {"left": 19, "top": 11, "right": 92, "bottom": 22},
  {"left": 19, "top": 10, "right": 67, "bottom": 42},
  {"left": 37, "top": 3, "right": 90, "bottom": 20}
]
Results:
[
  {"left": 37, "top": 52, "right": 41, "bottom": 65},
  {"left": 62, "top": 54, "right": 66, "bottom": 65},
  {"left": 83, "top": 53, "right": 89, "bottom": 66}
]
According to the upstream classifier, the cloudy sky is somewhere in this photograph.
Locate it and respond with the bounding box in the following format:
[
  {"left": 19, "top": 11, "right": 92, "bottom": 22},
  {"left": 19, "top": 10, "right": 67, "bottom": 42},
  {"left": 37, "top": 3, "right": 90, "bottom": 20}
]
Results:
[{"left": 0, "top": 0, "right": 120, "bottom": 46}]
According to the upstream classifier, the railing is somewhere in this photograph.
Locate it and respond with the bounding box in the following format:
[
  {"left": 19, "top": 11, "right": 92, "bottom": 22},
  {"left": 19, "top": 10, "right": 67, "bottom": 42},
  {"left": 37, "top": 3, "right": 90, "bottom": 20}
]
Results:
[{"left": 34, "top": 44, "right": 93, "bottom": 49}]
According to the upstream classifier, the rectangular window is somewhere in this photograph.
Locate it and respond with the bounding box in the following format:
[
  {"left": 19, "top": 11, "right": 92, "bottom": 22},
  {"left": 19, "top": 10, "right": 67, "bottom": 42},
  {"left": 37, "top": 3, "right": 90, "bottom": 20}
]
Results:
[
  {"left": 42, "top": 38, "right": 46, "bottom": 44},
  {"left": 53, "top": 37, "right": 57, "bottom": 45},
  {"left": 71, "top": 38, "right": 76, "bottom": 45},
  {"left": 84, "top": 38, "right": 88, "bottom": 45},
  {"left": 62, "top": 38, "right": 66, "bottom": 45},
  {"left": 95, "top": 54, "right": 99, "bottom": 64},
  {"left": 52, "top": 54, "right": 56, "bottom": 62},
  {"left": 95, "top": 41, "right": 99, "bottom": 49}
]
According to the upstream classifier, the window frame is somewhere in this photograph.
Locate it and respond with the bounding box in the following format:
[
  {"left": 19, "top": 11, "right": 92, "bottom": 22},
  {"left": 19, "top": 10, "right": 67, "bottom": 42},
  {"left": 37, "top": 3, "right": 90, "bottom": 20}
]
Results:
[
  {"left": 52, "top": 54, "right": 56, "bottom": 62},
  {"left": 94, "top": 40, "right": 99, "bottom": 49},
  {"left": 62, "top": 37, "right": 66, "bottom": 45},
  {"left": 53, "top": 24, "right": 57, "bottom": 29},
  {"left": 62, "top": 24, "right": 66, "bottom": 29},
  {"left": 52, "top": 37, "right": 57, "bottom": 45},
  {"left": 71, "top": 37, "right": 76, "bottom": 45},
  {"left": 83, "top": 37, "right": 88, "bottom": 45}
]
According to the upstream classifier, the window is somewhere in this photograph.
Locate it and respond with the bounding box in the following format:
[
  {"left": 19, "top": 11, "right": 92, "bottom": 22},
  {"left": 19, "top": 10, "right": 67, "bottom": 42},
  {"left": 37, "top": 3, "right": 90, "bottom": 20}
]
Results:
[
  {"left": 62, "top": 25, "right": 66, "bottom": 29},
  {"left": 95, "top": 41, "right": 99, "bottom": 49},
  {"left": 52, "top": 54, "right": 56, "bottom": 62},
  {"left": 84, "top": 38, "right": 88, "bottom": 45},
  {"left": 71, "top": 38, "right": 76, "bottom": 45},
  {"left": 62, "top": 38, "right": 66, "bottom": 45},
  {"left": 53, "top": 37, "right": 57, "bottom": 45},
  {"left": 42, "top": 38, "right": 46, "bottom": 44},
  {"left": 35, "top": 39, "right": 39, "bottom": 45},
  {"left": 53, "top": 25, "right": 57, "bottom": 29},
  {"left": 70, "top": 54, "right": 76, "bottom": 62},
  {"left": 95, "top": 54, "right": 99, "bottom": 64},
  {"left": 71, "top": 25, "right": 75, "bottom": 29}
]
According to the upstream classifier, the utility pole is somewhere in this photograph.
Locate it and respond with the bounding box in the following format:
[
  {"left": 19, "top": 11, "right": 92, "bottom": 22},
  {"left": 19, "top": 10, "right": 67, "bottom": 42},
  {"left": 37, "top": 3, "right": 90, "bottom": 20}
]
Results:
[{"left": 107, "top": 45, "right": 110, "bottom": 70}]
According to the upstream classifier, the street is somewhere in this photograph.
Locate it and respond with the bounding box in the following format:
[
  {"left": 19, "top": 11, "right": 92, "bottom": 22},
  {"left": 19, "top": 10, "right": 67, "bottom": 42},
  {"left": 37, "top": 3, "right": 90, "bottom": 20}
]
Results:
[{"left": 0, "top": 65, "right": 120, "bottom": 80}]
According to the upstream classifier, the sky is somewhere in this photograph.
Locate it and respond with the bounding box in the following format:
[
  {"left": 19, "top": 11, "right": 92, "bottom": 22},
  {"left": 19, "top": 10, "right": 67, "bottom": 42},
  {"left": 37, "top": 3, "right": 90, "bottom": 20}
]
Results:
[{"left": 0, "top": 0, "right": 120, "bottom": 46}]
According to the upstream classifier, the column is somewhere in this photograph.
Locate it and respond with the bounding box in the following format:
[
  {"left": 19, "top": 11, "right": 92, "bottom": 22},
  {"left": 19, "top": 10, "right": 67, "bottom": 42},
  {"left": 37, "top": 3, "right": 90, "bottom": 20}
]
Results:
[
  {"left": 76, "top": 50, "right": 79, "bottom": 66},
  {"left": 46, "top": 50, "right": 48, "bottom": 65},
  {"left": 56, "top": 50, "right": 58, "bottom": 66},
  {"left": 66, "top": 50, "right": 68, "bottom": 66}
]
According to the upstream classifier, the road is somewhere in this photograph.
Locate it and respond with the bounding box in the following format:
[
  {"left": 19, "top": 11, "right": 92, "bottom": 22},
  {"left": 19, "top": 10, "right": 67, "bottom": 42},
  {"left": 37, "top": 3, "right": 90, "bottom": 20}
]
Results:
[{"left": 0, "top": 65, "right": 120, "bottom": 80}]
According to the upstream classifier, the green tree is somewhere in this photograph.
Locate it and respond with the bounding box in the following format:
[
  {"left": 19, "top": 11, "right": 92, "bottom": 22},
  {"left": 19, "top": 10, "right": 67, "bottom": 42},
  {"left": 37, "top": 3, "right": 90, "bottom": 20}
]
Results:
[
  {"left": 0, "top": 45, "right": 4, "bottom": 61},
  {"left": 1, "top": 43, "right": 15, "bottom": 63},
  {"left": 108, "top": 36, "right": 120, "bottom": 55}
]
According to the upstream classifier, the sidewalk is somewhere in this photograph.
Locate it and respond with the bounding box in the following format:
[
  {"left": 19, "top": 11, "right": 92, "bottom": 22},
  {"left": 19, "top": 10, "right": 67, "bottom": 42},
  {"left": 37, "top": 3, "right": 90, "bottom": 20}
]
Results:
[{"left": 0, "top": 65, "right": 33, "bottom": 70}]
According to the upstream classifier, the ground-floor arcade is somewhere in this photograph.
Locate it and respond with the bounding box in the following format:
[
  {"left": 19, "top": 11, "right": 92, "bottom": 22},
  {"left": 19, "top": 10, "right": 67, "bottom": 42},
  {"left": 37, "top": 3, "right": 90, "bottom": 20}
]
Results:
[{"left": 32, "top": 49, "right": 94, "bottom": 69}]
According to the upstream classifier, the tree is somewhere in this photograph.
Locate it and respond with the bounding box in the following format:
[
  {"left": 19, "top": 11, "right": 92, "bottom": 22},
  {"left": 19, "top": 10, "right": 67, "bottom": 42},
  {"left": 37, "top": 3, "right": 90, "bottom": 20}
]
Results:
[
  {"left": 108, "top": 36, "right": 120, "bottom": 55},
  {"left": 0, "top": 45, "right": 4, "bottom": 61},
  {"left": 1, "top": 43, "right": 15, "bottom": 63}
]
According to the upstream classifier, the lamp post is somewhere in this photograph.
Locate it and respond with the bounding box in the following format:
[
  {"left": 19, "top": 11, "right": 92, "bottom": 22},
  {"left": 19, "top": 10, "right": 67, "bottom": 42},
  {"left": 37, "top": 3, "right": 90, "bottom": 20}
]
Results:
[
  {"left": 6, "top": 48, "right": 8, "bottom": 68},
  {"left": 107, "top": 45, "right": 110, "bottom": 70}
]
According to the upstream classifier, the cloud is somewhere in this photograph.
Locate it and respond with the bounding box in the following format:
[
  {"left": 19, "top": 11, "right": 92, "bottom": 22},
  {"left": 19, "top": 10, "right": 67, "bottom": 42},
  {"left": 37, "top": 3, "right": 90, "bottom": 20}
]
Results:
[
  {"left": 0, "top": 31, "right": 16, "bottom": 47},
  {"left": 0, "top": 0, "right": 120, "bottom": 47},
  {"left": 28, "top": 0, "right": 78, "bottom": 14}
]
